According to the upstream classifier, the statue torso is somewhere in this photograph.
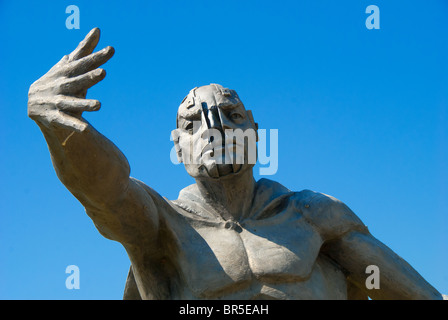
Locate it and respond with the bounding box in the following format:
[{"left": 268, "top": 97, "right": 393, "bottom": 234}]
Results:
[
  {"left": 125, "top": 179, "right": 352, "bottom": 300},
  {"left": 166, "top": 199, "right": 347, "bottom": 299}
]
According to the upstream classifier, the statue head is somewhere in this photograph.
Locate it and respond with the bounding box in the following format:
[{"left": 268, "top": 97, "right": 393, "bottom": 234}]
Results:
[{"left": 172, "top": 84, "right": 258, "bottom": 180}]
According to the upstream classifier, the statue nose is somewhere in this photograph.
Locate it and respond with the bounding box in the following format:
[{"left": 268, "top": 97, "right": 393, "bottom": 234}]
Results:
[
  {"left": 202, "top": 104, "right": 234, "bottom": 133},
  {"left": 202, "top": 103, "right": 223, "bottom": 131},
  {"left": 208, "top": 106, "right": 222, "bottom": 130}
]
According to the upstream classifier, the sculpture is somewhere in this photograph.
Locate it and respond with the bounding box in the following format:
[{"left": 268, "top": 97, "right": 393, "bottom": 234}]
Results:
[{"left": 28, "top": 28, "right": 443, "bottom": 300}]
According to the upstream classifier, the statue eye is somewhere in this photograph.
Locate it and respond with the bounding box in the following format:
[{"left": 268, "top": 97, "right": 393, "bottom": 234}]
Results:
[
  {"left": 185, "top": 122, "right": 194, "bottom": 133},
  {"left": 230, "top": 113, "right": 243, "bottom": 121}
]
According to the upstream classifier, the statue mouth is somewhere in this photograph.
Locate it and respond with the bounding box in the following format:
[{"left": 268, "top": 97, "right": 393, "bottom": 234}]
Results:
[
  {"left": 215, "top": 162, "right": 243, "bottom": 178},
  {"left": 203, "top": 136, "right": 245, "bottom": 157},
  {"left": 202, "top": 143, "right": 239, "bottom": 158},
  {"left": 201, "top": 158, "right": 243, "bottom": 179}
]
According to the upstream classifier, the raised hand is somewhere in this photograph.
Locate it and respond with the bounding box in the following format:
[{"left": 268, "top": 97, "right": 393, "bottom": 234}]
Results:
[{"left": 28, "top": 28, "right": 114, "bottom": 132}]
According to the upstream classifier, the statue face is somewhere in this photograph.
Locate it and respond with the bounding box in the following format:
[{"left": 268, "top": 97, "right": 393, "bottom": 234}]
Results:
[{"left": 173, "top": 84, "right": 258, "bottom": 179}]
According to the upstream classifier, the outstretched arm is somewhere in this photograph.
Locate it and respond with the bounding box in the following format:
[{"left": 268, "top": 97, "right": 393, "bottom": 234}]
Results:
[
  {"left": 28, "top": 28, "right": 160, "bottom": 246},
  {"left": 326, "top": 229, "right": 442, "bottom": 300},
  {"left": 299, "top": 191, "right": 443, "bottom": 299}
]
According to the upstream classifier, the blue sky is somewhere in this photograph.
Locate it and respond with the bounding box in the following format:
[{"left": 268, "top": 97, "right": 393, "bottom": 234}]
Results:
[{"left": 0, "top": 0, "right": 447, "bottom": 299}]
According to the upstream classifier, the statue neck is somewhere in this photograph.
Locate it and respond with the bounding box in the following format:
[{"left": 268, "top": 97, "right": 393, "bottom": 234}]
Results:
[{"left": 195, "top": 169, "right": 256, "bottom": 221}]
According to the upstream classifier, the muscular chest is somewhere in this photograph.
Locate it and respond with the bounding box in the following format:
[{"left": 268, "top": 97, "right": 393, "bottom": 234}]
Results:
[{"left": 168, "top": 208, "right": 323, "bottom": 298}]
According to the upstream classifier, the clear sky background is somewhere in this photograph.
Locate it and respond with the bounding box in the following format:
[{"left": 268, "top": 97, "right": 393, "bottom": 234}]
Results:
[{"left": 0, "top": 0, "right": 447, "bottom": 299}]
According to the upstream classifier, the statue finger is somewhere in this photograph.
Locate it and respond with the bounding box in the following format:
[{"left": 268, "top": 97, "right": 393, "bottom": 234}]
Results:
[
  {"left": 59, "top": 68, "right": 106, "bottom": 94},
  {"left": 68, "top": 28, "right": 101, "bottom": 62},
  {"left": 46, "top": 109, "right": 88, "bottom": 132},
  {"left": 62, "top": 46, "right": 114, "bottom": 77},
  {"left": 54, "top": 96, "right": 101, "bottom": 113},
  {"left": 46, "top": 28, "right": 101, "bottom": 75},
  {"left": 48, "top": 55, "right": 70, "bottom": 73}
]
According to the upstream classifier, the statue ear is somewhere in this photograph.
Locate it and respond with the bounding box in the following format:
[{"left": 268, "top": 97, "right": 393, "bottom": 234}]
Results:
[
  {"left": 171, "top": 129, "right": 183, "bottom": 163},
  {"left": 246, "top": 110, "right": 259, "bottom": 142}
]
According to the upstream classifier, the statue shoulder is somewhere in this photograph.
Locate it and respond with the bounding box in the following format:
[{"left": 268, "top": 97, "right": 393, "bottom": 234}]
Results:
[{"left": 293, "top": 190, "right": 368, "bottom": 241}]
